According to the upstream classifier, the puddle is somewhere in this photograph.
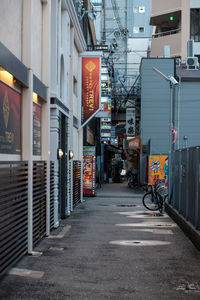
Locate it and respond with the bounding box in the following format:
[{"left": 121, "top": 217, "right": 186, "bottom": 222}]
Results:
[
  {"left": 176, "top": 283, "right": 200, "bottom": 292},
  {"left": 116, "top": 204, "right": 137, "bottom": 207},
  {"left": 110, "top": 240, "right": 171, "bottom": 246},
  {"left": 128, "top": 229, "right": 173, "bottom": 235},
  {"left": 116, "top": 222, "right": 176, "bottom": 228}
]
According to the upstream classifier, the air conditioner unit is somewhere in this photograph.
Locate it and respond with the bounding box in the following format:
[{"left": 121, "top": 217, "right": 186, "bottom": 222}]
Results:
[{"left": 186, "top": 57, "right": 199, "bottom": 70}]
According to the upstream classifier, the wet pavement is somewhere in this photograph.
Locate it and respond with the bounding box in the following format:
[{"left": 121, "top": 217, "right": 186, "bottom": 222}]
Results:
[{"left": 0, "top": 182, "right": 200, "bottom": 299}]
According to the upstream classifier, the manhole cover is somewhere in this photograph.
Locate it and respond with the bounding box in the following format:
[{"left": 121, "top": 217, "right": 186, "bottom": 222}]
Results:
[{"left": 116, "top": 204, "right": 137, "bottom": 207}]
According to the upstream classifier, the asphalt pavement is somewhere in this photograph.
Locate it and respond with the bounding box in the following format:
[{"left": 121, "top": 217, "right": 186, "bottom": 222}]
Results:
[{"left": 0, "top": 182, "right": 200, "bottom": 300}]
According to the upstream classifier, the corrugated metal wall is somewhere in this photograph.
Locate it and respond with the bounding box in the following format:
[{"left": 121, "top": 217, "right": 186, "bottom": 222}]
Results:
[{"left": 171, "top": 147, "right": 200, "bottom": 229}]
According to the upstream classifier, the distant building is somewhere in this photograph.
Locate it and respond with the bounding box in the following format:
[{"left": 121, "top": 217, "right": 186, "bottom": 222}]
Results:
[
  {"left": 127, "top": 0, "right": 153, "bottom": 87},
  {"left": 150, "top": 0, "right": 200, "bottom": 60}
]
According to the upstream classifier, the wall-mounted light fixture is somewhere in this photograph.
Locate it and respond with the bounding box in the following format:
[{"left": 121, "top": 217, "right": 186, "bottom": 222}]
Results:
[
  {"left": 57, "top": 148, "right": 64, "bottom": 159},
  {"left": 69, "top": 150, "right": 74, "bottom": 160}
]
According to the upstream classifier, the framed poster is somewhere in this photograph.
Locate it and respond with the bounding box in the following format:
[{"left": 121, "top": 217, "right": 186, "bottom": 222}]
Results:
[{"left": 0, "top": 81, "right": 21, "bottom": 154}]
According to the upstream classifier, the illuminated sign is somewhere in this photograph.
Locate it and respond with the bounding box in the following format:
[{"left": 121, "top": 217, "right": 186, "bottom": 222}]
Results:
[
  {"left": 0, "top": 81, "right": 21, "bottom": 154},
  {"left": 81, "top": 57, "right": 100, "bottom": 126}
]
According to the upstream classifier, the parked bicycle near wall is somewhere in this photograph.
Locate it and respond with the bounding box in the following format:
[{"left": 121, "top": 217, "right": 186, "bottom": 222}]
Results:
[
  {"left": 127, "top": 168, "right": 138, "bottom": 187},
  {"left": 142, "top": 180, "right": 168, "bottom": 213}
]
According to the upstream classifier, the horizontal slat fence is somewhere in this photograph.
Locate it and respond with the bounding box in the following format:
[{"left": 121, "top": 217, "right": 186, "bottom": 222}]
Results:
[
  {"left": 50, "top": 161, "right": 54, "bottom": 230},
  {"left": 73, "top": 160, "right": 81, "bottom": 208},
  {"left": 33, "top": 161, "right": 47, "bottom": 246},
  {"left": 0, "top": 161, "right": 28, "bottom": 277}
]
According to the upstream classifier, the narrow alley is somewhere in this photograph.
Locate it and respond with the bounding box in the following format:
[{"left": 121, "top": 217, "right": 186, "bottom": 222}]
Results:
[{"left": 0, "top": 183, "right": 200, "bottom": 300}]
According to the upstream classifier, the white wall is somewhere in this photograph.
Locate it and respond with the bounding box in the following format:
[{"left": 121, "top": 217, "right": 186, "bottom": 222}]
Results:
[
  {"left": 0, "top": 0, "right": 22, "bottom": 60},
  {"left": 33, "top": 0, "right": 42, "bottom": 79},
  {"left": 127, "top": 38, "right": 150, "bottom": 86}
]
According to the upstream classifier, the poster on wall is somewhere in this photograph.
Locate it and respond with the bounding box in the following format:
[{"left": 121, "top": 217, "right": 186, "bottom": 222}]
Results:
[
  {"left": 83, "top": 146, "right": 96, "bottom": 196},
  {"left": 148, "top": 155, "right": 168, "bottom": 185},
  {"left": 0, "top": 81, "right": 21, "bottom": 154},
  {"left": 81, "top": 56, "right": 100, "bottom": 127},
  {"left": 33, "top": 103, "right": 41, "bottom": 155}
]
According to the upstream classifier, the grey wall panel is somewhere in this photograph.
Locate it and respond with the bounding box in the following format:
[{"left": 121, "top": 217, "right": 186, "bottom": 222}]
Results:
[
  {"left": 140, "top": 58, "right": 175, "bottom": 183},
  {"left": 141, "top": 58, "right": 175, "bottom": 154},
  {"left": 177, "top": 82, "right": 200, "bottom": 148}
]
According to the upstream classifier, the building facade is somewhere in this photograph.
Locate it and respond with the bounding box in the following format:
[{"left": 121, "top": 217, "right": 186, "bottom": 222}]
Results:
[
  {"left": 150, "top": 0, "right": 200, "bottom": 60},
  {"left": 0, "top": 0, "right": 51, "bottom": 276},
  {"left": 50, "top": 0, "right": 86, "bottom": 227},
  {"left": 0, "top": 0, "right": 93, "bottom": 277}
]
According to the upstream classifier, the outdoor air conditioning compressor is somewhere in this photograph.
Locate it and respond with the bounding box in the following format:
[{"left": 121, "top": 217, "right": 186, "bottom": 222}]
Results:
[{"left": 186, "top": 57, "right": 199, "bottom": 70}]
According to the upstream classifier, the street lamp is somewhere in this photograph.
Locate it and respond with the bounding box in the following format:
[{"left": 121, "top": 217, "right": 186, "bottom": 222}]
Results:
[{"left": 152, "top": 67, "right": 179, "bottom": 201}]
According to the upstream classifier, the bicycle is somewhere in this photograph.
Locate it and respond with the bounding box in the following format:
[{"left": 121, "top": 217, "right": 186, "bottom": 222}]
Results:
[{"left": 142, "top": 180, "right": 168, "bottom": 213}]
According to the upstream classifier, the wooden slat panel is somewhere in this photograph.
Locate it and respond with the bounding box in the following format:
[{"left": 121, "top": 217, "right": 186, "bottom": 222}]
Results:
[{"left": 0, "top": 161, "right": 28, "bottom": 277}]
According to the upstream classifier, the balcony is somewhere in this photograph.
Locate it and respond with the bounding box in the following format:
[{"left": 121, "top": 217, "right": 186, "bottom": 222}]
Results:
[{"left": 151, "top": 31, "right": 182, "bottom": 57}]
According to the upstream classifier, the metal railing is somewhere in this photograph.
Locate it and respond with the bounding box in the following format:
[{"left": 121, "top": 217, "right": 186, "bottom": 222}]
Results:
[{"left": 152, "top": 28, "right": 181, "bottom": 38}]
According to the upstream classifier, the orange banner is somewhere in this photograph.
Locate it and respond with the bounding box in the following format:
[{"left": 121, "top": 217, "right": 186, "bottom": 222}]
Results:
[
  {"left": 82, "top": 57, "right": 100, "bottom": 125},
  {"left": 148, "top": 155, "right": 168, "bottom": 185}
]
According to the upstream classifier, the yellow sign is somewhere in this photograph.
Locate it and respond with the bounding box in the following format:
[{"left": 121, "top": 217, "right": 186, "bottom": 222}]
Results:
[{"left": 148, "top": 155, "right": 168, "bottom": 185}]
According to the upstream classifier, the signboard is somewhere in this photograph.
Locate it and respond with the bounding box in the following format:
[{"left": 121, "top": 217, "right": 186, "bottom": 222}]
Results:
[
  {"left": 0, "top": 81, "right": 21, "bottom": 154},
  {"left": 83, "top": 148, "right": 96, "bottom": 196},
  {"left": 127, "top": 136, "right": 140, "bottom": 150},
  {"left": 126, "top": 108, "right": 135, "bottom": 136},
  {"left": 83, "top": 146, "right": 96, "bottom": 156},
  {"left": 33, "top": 103, "right": 41, "bottom": 155},
  {"left": 81, "top": 57, "right": 100, "bottom": 126},
  {"left": 148, "top": 156, "right": 168, "bottom": 185}
]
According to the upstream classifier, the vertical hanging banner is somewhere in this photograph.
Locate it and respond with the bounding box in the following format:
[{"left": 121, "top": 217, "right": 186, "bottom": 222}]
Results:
[
  {"left": 126, "top": 108, "right": 136, "bottom": 136},
  {"left": 81, "top": 56, "right": 100, "bottom": 127}
]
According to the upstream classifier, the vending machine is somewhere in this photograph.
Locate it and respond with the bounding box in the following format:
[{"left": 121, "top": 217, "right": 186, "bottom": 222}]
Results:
[{"left": 83, "top": 146, "right": 96, "bottom": 196}]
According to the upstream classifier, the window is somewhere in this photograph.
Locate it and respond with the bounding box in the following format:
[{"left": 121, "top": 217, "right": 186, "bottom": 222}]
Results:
[
  {"left": 139, "top": 27, "right": 145, "bottom": 33},
  {"left": 139, "top": 6, "right": 145, "bottom": 13},
  {"left": 190, "top": 8, "right": 200, "bottom": 42}
]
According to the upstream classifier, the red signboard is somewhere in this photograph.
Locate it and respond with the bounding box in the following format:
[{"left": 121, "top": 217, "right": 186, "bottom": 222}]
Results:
[
  {"left": 81, "top": 57, "right": 100, "bottom": 126},
  {"left": 0, "top": 81, "right": 21, "bottom": 154}
]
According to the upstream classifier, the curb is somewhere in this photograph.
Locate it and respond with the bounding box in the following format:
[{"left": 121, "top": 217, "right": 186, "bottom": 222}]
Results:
[{"left": 165, "top": 203, "right": 200, "bottom": 250}]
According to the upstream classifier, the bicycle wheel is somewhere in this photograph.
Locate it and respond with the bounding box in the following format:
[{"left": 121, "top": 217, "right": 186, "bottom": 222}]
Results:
[{"left": 142, "top": 191, "right": 160, "bottom": 211}]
